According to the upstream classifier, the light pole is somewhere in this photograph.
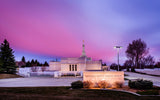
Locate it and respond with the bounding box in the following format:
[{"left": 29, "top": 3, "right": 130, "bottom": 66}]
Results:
[{"left": 114, "top": 46, "right": 122, "bottom": 71}]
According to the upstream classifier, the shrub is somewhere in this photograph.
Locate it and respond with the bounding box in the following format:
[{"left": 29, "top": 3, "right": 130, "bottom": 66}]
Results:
[
  {"left": 114, "top": 81, "right": 123, "bottom": 88},
  {"left": 83, "top": 81, "right": 94, "bottom": 88},
  {"left": 128, "top": 79, "right": 153, "bottom": 89},
  {"left": 128, "top": 80, "right": 136, "bottom": 88},
  {"left": 127, "top": 68, "right": 130, "bottom": 72},
  {"left": 131, "top": 68, "right": 135, "bottom": 72},
  {"left": 71, "top": 80, "right": 83, "bottom": 89},
  {"left": 97, "top": 81, "right": 110, "bottom": 88}
]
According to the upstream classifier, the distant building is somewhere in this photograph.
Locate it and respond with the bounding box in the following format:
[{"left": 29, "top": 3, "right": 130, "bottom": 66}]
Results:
[{"left": 49, "top": 41, "right": 102, "bottom": 75}]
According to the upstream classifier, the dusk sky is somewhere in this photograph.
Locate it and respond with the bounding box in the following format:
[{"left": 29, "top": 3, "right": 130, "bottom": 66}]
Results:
[{"left": 0, "top": 0, "right": 160, "bottom": 64}]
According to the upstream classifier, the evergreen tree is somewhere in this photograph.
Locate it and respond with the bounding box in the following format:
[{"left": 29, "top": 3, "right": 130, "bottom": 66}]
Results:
[
  {"left": 31, "top": 59, "right": 35, "bottom": 66},
  {"left": 34, "top": 59, "right": 38, "bottom": 66},
  {"left": 43, "top": 61, "right": 49, "bottom": 66},
  {"left": 0, "top": 59, "right": 3, "bottom": 72},
  {"left": 0, "top": 39, "right": 16, "bottom": 74},
  {"left": 21, "top": 56, "right": 26, "bottom": 63},
  {"left": 37, "top": 61, "right": 40, "bottom": 66},
  {"left": 26, "top": 61, "right": 31, "bottom": 67},
  {"left": 21, "top": 56, "right": 26, "bottom": 67}
]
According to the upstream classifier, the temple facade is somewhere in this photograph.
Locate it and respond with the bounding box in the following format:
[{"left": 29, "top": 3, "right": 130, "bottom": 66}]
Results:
[{"left": 49, "top": 41, "right": 102, "bottom": 75}]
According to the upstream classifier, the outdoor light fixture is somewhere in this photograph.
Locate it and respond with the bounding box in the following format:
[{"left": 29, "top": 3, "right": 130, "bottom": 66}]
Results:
[{"left": 114, "top": 46, "right": 122, "bottom": 71}]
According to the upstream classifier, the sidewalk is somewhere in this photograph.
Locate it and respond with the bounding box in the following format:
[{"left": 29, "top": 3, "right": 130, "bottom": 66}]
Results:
[
  {"left": 125, "top": 72, "right": 160, "bottom": 87},
  {"left": 0, "top": 77, "right": 82, "bottom": 87}
]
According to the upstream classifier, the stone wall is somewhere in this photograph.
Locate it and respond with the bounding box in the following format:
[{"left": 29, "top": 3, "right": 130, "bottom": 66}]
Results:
[
  {"left": 83, "top": 71, "right": 124, "bottom": 87},
  {"left": 49, "top": 62, "right": 61, "bottom": 71},
  {"left": 85, "top": 61, "right": 102, "bottom": 70}
]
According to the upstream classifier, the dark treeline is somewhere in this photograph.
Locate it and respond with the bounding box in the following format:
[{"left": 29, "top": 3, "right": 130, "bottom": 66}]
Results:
[
  {"left": 110, "top": 62, "right": 160, "bottom": 71},
  {"left": 21, "top": 56, "right": 49, "bottom": 67}
]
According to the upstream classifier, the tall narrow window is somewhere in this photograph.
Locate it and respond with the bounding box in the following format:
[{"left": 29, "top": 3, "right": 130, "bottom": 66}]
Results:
[
  {"left": 75, "top": 65, "right": 77, "bottom": 71},
  {"left": 72, "top": 65, "right": 74, "bottom": 71},
  {"left": 69, "top": 65, "right": 71, "bottom": 71}
]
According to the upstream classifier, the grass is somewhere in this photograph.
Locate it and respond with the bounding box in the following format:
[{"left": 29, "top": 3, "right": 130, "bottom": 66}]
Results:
[
  {"left": 0, "top": 87, "right": 160, "bottom": 100},
  {"left": 137, "top": 90, "right": 159, "bottom": 95},
  {"left": 0, "top": 74, "right": 22, "bottom": 79}
]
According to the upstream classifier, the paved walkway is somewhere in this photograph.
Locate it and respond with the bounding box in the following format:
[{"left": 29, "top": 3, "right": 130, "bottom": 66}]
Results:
[
  {"left": 135, "top": 68, "right": 160, "bottom": 75},
  {"left": 0, "top": 77, "right": 82, "bottom": 87},
  {"left": 125, "top": 72, "right": 160, "bottom": 87}
]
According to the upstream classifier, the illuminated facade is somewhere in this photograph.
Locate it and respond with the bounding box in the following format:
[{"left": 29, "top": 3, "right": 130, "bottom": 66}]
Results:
[{"left": 49, "top": 41, "right": 102, "bottom": 75}]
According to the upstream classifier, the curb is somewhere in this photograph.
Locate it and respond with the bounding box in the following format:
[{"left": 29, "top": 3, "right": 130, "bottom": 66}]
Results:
[
  {"left": 86, "top": 88, "right": 160, "bottom": 97},
  {"left": 100, "top": 88, "right": 141, "bottom": 96}
]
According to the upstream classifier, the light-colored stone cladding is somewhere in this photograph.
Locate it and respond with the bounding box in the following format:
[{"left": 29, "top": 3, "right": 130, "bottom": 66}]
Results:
[
  {"left": 83, "top": 71, "right": 124, "bottom": 86},
  {"left": 49, "top": 62, "right": 61, "bottom": 71}
]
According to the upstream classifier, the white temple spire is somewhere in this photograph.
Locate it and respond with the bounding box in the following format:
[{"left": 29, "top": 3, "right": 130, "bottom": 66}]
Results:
[{"left": 80, "top": 40, "right": 86, "bottom": 57}]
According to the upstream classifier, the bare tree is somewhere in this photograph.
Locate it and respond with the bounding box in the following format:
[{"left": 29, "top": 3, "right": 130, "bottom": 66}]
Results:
[
  {"left": 126, "top": 39, "right": 148, "bottom": 70},
  {"left": 141, "top": 55, "right": 155, "bottom": 68},
  {"left": 124, "top": 60, "right": 133, "bottom": 71}
]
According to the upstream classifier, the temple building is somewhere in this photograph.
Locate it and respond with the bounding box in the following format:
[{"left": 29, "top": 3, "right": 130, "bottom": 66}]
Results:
[{"left": 49, "top": 41, "right": 102, "bottom": 75}]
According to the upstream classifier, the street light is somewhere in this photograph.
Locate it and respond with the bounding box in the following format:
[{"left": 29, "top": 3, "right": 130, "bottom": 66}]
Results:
[{"left": 114, "top": 46, "right": 122, "bottom": 71}]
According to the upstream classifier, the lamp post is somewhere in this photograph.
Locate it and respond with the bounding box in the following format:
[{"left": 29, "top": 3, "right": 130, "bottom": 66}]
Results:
[{"left": 114, "top": 46, "right": 122, "bottom": 71}]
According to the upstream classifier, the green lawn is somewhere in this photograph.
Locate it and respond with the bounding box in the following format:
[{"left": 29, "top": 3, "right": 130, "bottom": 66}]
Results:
[{"left": 0, "top": 87, "right": 159, "bottom": 100}]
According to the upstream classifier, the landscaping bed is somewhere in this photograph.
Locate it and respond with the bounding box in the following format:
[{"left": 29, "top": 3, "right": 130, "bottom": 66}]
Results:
[
  {"left": 0, "top": 87, "right": 160, "bottom": 100},
  {"left": 71, "top": 80, "right": 160, "bottom": 96}
]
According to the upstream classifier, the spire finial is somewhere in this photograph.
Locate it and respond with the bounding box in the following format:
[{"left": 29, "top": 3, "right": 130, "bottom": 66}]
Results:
[{"left": 80, "top": 40, "right": 86, "bottom": 57}]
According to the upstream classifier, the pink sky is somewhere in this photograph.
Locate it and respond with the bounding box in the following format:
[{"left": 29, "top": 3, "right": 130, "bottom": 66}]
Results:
[{"left": 0, "top": 0, "right": 160, "bottom": 64}]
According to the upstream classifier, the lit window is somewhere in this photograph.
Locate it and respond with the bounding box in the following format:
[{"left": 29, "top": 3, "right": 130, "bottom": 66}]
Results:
[
  {"left": 72, "top": 65, "right": 74, "bottom": 71},
  {"left": 69, "top": 65, "right": 71, "bottom": 71},
  {"left": 75, "top": 65, "right": 77, "bottom": 71}
]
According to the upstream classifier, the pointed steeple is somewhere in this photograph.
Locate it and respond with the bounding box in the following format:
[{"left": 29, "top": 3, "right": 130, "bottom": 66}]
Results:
[{"left": 80, "top": 40, "right": 86, "bottom": 57}]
